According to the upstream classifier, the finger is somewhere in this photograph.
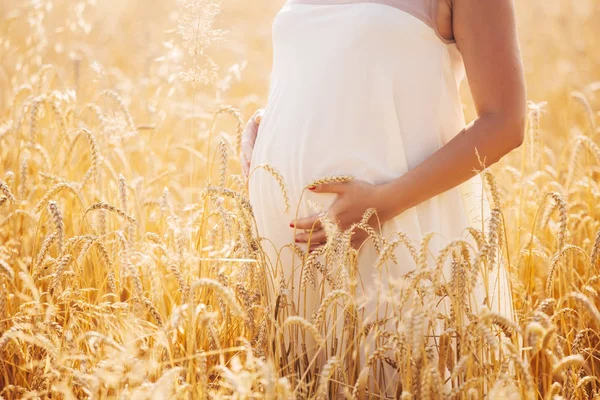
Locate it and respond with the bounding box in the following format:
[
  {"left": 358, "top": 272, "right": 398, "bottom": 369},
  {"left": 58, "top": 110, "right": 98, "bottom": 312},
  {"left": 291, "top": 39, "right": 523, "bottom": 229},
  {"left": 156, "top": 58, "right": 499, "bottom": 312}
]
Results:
[
  {"left": 244, "top": 119, "right": 259, "bottom": 142},
  {"left": 306, "top": 181, "right": 348, "bottom": 194},
  {"left": 243, "top": 111, "right": 261, "bottom": 141},
  {"left": 241, "top": 113, "right": 263, "bottom": 176},
  {"left": 242, "top": 158, "right": 251, "bottom": 177},
  {"left": 291, "top": 214, "right": 324, "bottom": 230},
  {"left": 350, "top": 238, "right": 366, "bottom": 250},
  {"left": 240, "top": 146, "right": 252, "bottom": 176},
  {"left": 241, "top": 157, "right": 249, "bottom": 176},
  {"left": 295, "top": 228, "right": 327, "bottom": 244},
  {"left": 309, "top": 243, "right": 324, "bottom": 252},
  {"left": 253, "top": 109, "right": 264, "bottom": 124},
  {"left": 240, "top": 127, "right": 257, "bottom": 159}
]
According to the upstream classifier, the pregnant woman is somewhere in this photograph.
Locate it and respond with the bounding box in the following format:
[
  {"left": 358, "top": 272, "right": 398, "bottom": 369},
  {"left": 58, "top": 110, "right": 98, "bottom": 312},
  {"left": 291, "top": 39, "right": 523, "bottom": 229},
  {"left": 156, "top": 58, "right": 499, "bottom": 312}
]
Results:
[{"left": 241, "top": 0, "right": 526, "bottom": 396}]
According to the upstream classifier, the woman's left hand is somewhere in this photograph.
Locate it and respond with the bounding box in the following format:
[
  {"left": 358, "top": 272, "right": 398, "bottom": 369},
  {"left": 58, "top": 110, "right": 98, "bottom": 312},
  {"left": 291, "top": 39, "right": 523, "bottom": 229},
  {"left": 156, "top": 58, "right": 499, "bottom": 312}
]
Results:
[
  {"left": 240, "top": 109, "right": 264, "bottom": 177},
  {"left": 290, "top": 180, "right": 392, "bottom": 250}
]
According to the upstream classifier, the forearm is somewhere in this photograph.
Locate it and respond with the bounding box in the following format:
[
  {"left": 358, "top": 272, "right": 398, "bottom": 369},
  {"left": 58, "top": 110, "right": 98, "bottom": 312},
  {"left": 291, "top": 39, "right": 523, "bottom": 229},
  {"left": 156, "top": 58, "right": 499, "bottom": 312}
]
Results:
[{"left": 377, "top": 113, "right": 524, "bottom": 220}]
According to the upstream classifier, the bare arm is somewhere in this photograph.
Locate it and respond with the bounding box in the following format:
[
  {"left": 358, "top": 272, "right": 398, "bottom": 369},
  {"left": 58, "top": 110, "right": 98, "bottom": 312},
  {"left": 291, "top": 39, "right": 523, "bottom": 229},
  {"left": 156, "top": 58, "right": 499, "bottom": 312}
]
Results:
[
  {"left": 292, "top": 0, "right": 527, "bottom": 247},
  {"left": 375, "top": 0, "right": 526, "bottom": 220}
]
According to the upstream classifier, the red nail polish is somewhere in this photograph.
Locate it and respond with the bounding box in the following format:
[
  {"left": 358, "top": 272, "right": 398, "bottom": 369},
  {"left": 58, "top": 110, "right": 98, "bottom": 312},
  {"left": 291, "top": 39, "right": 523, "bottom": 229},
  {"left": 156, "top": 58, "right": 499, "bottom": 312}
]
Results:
[
  {"left": 307, "top": 185, "right": 316, "bottom": 191},
  {"left": 290, "top": 223, "right": 295, "bottom": 228}
]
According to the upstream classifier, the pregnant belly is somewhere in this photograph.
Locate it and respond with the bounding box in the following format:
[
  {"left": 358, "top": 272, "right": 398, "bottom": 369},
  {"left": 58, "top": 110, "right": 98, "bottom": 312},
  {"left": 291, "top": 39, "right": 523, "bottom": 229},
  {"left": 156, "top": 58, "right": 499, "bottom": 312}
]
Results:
[{"left": 250, "top": 105, "right": 408, "bottom": 197}]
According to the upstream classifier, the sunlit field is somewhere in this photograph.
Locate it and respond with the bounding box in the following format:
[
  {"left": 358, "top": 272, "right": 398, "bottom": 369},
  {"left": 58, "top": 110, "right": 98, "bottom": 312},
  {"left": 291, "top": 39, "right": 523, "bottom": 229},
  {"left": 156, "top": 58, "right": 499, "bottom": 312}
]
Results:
[{"left": 1, "top": 0, "right": 600, "bottom": 398}]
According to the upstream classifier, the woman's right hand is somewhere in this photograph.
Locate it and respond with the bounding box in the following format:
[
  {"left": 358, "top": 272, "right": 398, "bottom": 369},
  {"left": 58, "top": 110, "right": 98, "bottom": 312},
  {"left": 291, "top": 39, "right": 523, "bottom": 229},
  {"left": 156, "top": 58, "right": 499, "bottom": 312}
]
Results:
[{"left": 240, "top": 109, "right": 264, "bottom": 177}]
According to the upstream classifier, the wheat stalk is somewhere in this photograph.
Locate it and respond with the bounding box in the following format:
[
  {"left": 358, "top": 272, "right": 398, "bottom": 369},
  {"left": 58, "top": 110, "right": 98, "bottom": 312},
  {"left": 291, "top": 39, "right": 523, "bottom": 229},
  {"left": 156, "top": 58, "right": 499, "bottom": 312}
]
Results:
[
  {"left": 18, "top": 156, "right": 28, "bottom": 200},
  {"left": 251, "top": 164, "right": 290, "bottom": 212},
  {"left": 50, "top": 254, "right": 73, "bottom": 294},
  {"left": 283, "top": 316, "right": 324, "bottom": 347},
  {"left": 78, "top": 128, "right": 101, "bottom": 189},
  {"left": 0, "top": 178, "right": 20, "bottom": 203},
  {"left": 47, "top": 201, "right": 64, "bottom": 253},
  {"left": 190, "top": 278, "right": 245, "bottom": 317},
  {"left": 563, "top": 292, "right": 600, "bottom": 327},
  {"left": 315, "top": 356, "right": 340, "bottom": 400},
  {"left": 84, "top": 202, "right": 137, "bottom": 225},
  {"left": 34, "top": 182, "right": 81, "bottom": 213},
  {"left": 421, "top": 365, "right": 444, "bottom": 400},
  {"left": 552, "top": 354, "right": 585, "bottom": 378},
  {"left": 590, "top": 228, "right": 600, "bottom": 270},
  {"left": 0, "top": 259, "right": 14, "bottom": 281},
  {"left": 217, "top": 139, "right": 228, "bottom": 187},
  {"left": 141, "top": 296, "right": 164, "bottom": 326},
  {"left": 118, "top": 174, "right": 128, "bottom": 211},
  {"left": 546, "top": 245, "right": 585, "bottom": 297},
  {"left": 306, "top": 175, "right": 354, "bottom": 189},
  {"left": 313, "top": 290, "right": 353, "bottom": 327},
  {"left": 95, "top": 241, "right": 118, "bottom": 293},
  {"left": 100, "top": 89, "right": 136, "bottom": 132}
]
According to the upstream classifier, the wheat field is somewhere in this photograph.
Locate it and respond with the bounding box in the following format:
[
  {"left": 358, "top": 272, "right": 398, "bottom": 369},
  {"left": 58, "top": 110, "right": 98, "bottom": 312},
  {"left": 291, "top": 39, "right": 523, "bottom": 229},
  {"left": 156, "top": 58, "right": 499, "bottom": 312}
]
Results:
[{"left": 1, "top": 0, "right": 600, "bottom": 399}]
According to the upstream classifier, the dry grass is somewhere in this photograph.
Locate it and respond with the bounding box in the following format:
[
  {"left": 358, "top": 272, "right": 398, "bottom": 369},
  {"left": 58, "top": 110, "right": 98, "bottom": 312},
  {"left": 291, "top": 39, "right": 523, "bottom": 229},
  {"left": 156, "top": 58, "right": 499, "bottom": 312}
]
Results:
[{"left": 0, "top": 0, "right": 600, "bottom": 398}]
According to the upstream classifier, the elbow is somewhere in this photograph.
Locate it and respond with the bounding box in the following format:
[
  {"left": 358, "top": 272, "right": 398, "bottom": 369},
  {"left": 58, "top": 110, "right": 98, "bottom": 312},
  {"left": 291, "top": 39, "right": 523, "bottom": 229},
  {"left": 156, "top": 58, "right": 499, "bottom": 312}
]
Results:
[{"left": 503, "top": 110, "right": 526, "bottom": 151}]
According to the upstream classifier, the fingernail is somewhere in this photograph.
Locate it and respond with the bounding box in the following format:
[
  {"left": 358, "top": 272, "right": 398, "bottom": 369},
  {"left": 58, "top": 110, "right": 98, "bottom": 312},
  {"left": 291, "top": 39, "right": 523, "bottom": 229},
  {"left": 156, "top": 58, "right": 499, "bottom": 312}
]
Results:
[
  {"left": 290, "top": 223, "right": 295, "bottom": 228},
  {"left": 295, "top": 238, "right": 300, "bottom": 243},
  {"left": 307, "top": 185, "right": 316, "bottom": 191}
]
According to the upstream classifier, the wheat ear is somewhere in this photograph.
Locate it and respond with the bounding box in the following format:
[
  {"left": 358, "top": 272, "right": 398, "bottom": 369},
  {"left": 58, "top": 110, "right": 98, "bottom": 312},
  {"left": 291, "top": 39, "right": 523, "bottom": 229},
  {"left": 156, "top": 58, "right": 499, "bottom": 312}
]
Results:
[
  {"left": 315, "top": 356, "right": 340, "bottom": 400},
  {"left": 306, "top": 175, "right": 354, "bottom": 189},
  {"left": 552, "top": 355, "right": 585, "bottom": 378},
  {"left": 34, "top": 182, "right": 81, "bottom": 213},
  {"left": 251, "top": 164, "right": 290, "bottom": 212},
  {"left": 84, "top": 202, "right": 137, "bottom": 225},
  {"left": 0, "top": 179, "right": 20, "bottom": 203},
  {"left": 283, "top": 316, "right": 324, "bottom": 347},
  {"left": 190, "top": 278, "right": 245, "bottom": 317}
]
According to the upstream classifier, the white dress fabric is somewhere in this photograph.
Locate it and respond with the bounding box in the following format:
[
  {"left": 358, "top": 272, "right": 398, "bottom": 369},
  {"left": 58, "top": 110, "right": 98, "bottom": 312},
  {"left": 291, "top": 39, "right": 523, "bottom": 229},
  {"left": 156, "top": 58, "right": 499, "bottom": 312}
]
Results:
[{"left": 248, "top": 0, "right": 513, "bottom": 394}]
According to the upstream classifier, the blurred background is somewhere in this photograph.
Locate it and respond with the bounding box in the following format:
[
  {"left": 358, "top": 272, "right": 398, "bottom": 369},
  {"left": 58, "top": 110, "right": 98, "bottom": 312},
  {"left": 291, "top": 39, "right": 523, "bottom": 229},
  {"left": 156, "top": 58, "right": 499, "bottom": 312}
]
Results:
[
  {"left": 1, "top": 1, "right": 600, "bottom": 398},
  {"left": 1, "top": 0, "right": 599, "bottom": 129}
]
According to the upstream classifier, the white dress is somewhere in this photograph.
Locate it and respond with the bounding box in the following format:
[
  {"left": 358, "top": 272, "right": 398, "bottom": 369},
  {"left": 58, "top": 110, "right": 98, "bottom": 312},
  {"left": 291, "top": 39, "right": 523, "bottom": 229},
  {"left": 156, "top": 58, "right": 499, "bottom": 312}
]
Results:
[{"left": 248, "top": 0, "right": 513, "bottom": 394}]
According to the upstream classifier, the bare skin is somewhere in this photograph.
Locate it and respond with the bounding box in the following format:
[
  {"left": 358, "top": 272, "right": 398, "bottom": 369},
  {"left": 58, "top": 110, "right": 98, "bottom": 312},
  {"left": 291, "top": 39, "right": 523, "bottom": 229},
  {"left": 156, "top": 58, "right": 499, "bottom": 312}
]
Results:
[
  {"left": 242, "top": 0, "right": 527, "bottom": 250},
  {"left": 436, "top": 0, "right": 454, "bottom": 42},
  {"left": 240, "top": 110, "right": 264, "bottom": 176}
]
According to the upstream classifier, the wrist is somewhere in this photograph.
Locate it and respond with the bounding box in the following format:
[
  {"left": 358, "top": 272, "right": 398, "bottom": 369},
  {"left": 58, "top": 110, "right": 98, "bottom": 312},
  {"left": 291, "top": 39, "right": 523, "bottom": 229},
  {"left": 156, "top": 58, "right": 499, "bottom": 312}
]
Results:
[{"left": 373, "top": 181, "right": 403, "bottom": 223}]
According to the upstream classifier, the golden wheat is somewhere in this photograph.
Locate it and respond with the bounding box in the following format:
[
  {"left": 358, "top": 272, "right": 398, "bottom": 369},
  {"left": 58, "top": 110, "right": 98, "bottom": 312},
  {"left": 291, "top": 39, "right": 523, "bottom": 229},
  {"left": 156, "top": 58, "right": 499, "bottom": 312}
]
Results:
[{"left": 0, "top": 0, "right": 599, "bottom": 398}]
